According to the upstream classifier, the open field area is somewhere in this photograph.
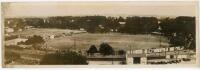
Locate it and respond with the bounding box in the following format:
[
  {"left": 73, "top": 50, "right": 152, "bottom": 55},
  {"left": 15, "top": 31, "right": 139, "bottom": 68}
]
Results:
[
  {"left": 47, "top": 33, "right": 170, "bottom": 50},
  {"left": 8, "top": 28, "right": 170, "bottom": 50}
]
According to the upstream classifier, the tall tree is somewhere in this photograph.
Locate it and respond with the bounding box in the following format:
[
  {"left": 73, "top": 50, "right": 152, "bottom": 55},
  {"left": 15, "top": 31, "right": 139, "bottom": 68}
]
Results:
[
  {"left": 24, "top": 35, "right": 45, "bottom": 45},
  {"left": 99, "top": 43, "right": 114, "bottom": 55},
  {"left": 87, "top": 45, "right": 98, "bottom": 55}
]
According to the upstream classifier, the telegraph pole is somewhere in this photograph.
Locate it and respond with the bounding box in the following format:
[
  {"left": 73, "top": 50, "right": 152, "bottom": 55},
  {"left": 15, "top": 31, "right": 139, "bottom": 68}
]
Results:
[
  {"left": 112, "top": 54, "right": 114, "bottom": 65},
  {"left": 73, "top": 38, "right": 76, "bottom": 50},
  {"left": 159, "top": 27, "right": 162, "bottom": 48}
]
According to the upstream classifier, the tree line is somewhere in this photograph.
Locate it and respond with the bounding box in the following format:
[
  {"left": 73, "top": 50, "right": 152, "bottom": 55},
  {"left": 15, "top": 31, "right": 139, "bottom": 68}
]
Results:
[
  {"left": 87, "top": 43, "right": 125, "bottom": 56},
  {"left": 5, "top": 16, "right": 158, "bottom": 33}
]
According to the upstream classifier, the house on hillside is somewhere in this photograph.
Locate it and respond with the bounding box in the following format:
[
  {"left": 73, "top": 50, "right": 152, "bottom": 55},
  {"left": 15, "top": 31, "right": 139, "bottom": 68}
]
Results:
[
  {"left": 119, "top": 22, "right": 126, "bottom": 25},
  {"left": 80, "top": 28, "right": 85, "bottom": 31},
  {"left": 49, "top": 35, "right": 55, "bottom": 39},
  {"left": 110, "top": 29, "right": 118, "bottom": 32},
  {"left": 25, "top": 26, "right": 34, "bottom": 29}
]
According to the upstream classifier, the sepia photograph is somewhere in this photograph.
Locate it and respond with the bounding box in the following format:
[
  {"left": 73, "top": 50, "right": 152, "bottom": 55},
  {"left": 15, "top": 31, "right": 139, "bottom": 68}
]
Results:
[{"left": 1, "top": 1, "right": 199, "bottom": 67}]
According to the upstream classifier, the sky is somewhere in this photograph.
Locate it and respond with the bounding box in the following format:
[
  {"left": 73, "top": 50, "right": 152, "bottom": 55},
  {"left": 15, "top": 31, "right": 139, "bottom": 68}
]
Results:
[{"left": 2, "top": 1, "right": 198, "bottom": 18}]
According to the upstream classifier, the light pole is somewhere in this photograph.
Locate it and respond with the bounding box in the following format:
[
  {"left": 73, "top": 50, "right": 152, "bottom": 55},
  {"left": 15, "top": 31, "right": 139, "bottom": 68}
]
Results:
[
  {"left": 73, "top": 38, "right": 76, "bottom": 50},
  {"left": 158, "top": 20, "right": 162, "bottom": 48}
]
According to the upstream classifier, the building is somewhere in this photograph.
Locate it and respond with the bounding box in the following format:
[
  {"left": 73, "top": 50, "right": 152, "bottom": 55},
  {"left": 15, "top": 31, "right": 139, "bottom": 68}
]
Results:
[
  {"left": 49, "top": 35, "right": 55, "bottom": 39},
  {"left": 80, "top": 28, "right": 85, "bottom": 31},
  {"left": 87, "top": 53, "right": 126, "bottom": 65},
  {"left": 85, "top": 46, "right": 195, "bottom": 65},
  {"left": 119, "top": 22, "right": 126, "bottom": 25},
  {"left": 25, "top": 26, "right": 34, "bottom": 29},
  {"left": 126, "top": 47, "right": 195, "bottom": 65}
]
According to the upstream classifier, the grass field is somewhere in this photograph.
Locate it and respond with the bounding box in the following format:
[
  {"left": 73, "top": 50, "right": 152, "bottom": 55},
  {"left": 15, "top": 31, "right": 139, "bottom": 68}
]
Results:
[
  {"left": 45, "top": 33, "right": 170, "bottom": 51},
  {"left": 4, "top": 47, "right": 46, "bottom": 65}
]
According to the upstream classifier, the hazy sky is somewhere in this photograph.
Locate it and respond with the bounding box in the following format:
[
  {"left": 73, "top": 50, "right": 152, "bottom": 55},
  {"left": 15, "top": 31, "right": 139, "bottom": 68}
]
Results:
[{"left": 2, "top": 1, "right": 198, "bottom": 18}]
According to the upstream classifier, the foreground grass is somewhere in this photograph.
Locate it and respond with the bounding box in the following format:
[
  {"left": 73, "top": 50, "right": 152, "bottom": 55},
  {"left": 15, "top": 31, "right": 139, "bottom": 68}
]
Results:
[{"left": 4, "top": 47, "right": 46, "bottom": 65}]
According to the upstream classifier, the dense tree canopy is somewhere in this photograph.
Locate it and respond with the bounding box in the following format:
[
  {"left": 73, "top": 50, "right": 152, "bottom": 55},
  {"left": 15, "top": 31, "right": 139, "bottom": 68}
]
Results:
[
  {"left": 159, "top": 16, "right": 195, "bottom": 50},
  {"left": 99, "top": 43, "right": 114, "bottom": 55},
  {"left": 5, "top": 18, "right": 26, "bottom": 32},
  {"left": 87, "top": 45, "right": 98, "bottom": 55},
  {"left": 5, "top": 16, "right": 159, "bottom": 34},
  {"left": 23, "top": 35, "right": 45, "bottom": 45},
  {"left": 119, "top": 17, "right": 158, "bottom": 34}
]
